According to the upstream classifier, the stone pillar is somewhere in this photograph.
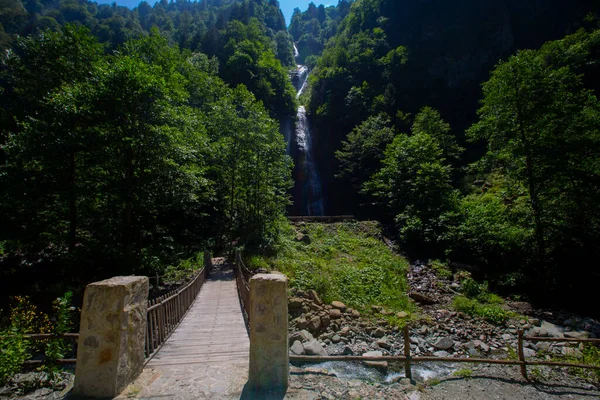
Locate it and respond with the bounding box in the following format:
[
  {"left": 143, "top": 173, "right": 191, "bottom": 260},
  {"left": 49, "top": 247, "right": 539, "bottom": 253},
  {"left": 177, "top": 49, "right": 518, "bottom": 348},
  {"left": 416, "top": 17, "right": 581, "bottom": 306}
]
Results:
[
  {"left": 248, "top": 273, "right": 288, "bottom": 392},
  {"left": 73, "top": 276, "right": 149, "bottom": 398}
]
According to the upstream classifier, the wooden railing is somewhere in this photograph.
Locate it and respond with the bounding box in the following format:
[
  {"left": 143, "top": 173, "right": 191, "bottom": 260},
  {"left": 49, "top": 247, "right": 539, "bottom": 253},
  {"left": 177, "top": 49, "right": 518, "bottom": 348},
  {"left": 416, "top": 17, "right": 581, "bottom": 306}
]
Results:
[
  {"left": 288, "top": 215, "right": 354, "bottom": 222},
  {"left": 234, "top": 250, "right": 251, "bottom": 327},
  {"left": 290, "top": 325, "right": 600, "bottom": 380},
  {"left": 144, "top": 255, "right": 211, "bottom": 362}
]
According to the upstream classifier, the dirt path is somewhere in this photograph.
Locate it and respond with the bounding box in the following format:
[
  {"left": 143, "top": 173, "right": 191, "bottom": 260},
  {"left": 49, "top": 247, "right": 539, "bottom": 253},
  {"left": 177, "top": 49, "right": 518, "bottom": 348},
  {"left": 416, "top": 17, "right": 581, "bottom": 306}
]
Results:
[{"left": 419, "top": 364, "right": 600, "bottom": 400}]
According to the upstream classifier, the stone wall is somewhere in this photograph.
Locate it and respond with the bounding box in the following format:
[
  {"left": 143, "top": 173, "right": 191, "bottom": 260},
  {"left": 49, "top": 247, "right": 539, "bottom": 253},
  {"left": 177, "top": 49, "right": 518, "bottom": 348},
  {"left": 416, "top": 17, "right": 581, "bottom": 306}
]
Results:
[
  {"left": 248, "top": 273, "right": 288, "bottom": 392},
  {"left": 73, "top": 276, "right": 149, "bottom": 398}
]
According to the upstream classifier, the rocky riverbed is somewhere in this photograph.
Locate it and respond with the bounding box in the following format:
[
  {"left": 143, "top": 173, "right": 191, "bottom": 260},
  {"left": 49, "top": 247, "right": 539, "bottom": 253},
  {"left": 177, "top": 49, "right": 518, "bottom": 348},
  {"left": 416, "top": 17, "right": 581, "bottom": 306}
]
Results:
[{"left": 288, "top": 260, "right": 600, "bottom": 383}]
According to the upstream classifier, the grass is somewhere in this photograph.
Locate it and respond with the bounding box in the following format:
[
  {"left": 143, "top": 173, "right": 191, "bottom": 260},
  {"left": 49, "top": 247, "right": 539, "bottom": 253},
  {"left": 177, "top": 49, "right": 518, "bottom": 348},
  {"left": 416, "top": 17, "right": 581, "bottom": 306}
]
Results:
[
  {"left": 429, "top": 260, "right": 452, "bottom": 280},
  {"left": 555, "top": 343, "right": 600, "bottom": 384},
  {"left": 249, "top": 221, "right": 414, "bottom": 323},
  {"left": 452, "top": 276, "right": 514, "bottom": 325},
  {"left": 453, "top": 368, "right": 473, "bottom": 379}
]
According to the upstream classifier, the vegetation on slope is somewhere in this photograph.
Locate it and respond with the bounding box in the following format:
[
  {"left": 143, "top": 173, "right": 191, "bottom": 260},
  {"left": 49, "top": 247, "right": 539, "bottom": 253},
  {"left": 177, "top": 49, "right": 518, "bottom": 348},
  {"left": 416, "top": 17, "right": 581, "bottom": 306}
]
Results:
[{"left": 249, "top": 221, "right": 413, "bottom": 317}]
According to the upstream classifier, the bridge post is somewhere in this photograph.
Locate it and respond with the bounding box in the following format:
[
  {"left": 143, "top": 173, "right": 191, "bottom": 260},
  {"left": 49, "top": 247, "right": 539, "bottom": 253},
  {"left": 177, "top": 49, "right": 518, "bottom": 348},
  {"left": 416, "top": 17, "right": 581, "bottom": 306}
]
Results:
[
  {"left": 248, "top": 273, "right": 288, "bottom": 393},
  {"left": 73, "top": 276, "right": 149, "bottom": 398}
]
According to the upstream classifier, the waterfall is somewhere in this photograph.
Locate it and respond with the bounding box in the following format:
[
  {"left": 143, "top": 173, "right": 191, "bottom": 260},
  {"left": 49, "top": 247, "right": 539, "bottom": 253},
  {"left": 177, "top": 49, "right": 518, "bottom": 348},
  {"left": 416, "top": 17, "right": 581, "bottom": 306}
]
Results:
[{"left": 291, "top": 43, "right": 325, "bottom": 216}]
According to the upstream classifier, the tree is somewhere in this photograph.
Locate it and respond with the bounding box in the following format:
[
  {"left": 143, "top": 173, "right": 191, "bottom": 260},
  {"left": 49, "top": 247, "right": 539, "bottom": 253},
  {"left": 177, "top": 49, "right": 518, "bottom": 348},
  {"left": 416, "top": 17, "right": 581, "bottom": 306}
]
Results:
[
  {"left": 467, "top": 48, "right": 600, "bottom": 269},
  {"left": 365, "top": 108, "right": 458, "bottom": 248}
]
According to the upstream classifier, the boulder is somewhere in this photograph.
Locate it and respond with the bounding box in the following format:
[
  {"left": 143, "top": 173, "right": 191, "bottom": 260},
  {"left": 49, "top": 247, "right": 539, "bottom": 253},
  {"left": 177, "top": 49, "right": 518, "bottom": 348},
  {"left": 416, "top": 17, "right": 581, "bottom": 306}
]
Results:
[
  {"left": 299, "top": 330, "right": 314, "bottom": 342},
  {"left": 377, "top": 338, "right": 392, "bottom": 350},
  {"left": 372, "top": 327, "right": 386, "bottom": 338},
  {"left": 564, "top": 331, "right": 590, "bottom": 339},
  {"left": 339, "top": 326, "right": 351, "bottom": 337},
  {"left": 331, "top": 301, "right": 347, "bottom": 311},
  {"left": 409, "top": 292, "right": 436, "bottom": 305},
  {"left": 308, "top": 290, "right": 323, "bottom": 305},
  {"left": 362, "top": 351, "right": 388, "bottom": 371},
  {"left": 329, "top": 309, "right": 342, "bottom": 319},
  {"left": 303, "top": 339, "right": 328, "bottom": 356},
  {"left": 290, "top": 341, "right": 305, "bottom": 355},
  {"left": 308, "top": 316, "right": 322, "bottom": 333},
  {"left": 433, "top": 336, "right": 455, "bottom": 350}
]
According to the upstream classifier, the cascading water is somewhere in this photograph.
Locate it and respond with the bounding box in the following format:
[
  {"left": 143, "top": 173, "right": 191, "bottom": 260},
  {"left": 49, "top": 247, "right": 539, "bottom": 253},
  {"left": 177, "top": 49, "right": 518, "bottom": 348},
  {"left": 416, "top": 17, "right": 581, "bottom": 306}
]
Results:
[{"left": 290, "top": 44, "right": 325, "bottom": 216}]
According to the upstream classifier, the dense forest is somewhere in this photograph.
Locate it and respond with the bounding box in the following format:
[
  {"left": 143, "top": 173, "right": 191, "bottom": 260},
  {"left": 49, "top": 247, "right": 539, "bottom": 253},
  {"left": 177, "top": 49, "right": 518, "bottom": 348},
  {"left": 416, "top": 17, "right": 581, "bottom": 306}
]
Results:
[{"left": 1, "top": 0, "right": 600, "bottom": 316}]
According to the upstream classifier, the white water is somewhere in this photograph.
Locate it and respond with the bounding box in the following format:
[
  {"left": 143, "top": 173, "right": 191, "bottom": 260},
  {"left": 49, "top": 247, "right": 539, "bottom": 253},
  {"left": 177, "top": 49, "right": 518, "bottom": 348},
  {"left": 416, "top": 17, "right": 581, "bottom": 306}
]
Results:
[
  {"left": 292, "top": 43, "right": 324, "bottom": 216},
  {"left": 301, "top": 361, "right": 457, "bottom": 383}
]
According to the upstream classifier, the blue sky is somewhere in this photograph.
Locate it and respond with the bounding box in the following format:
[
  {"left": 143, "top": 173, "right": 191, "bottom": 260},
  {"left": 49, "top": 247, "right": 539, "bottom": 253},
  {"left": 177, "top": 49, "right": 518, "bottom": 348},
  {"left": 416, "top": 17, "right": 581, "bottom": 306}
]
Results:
[
  {"left": 96, "top": 0, "right": 334, "bottom": 26},
  {"left": 279, "top": 1, "right": 334, "bottom": 25}
]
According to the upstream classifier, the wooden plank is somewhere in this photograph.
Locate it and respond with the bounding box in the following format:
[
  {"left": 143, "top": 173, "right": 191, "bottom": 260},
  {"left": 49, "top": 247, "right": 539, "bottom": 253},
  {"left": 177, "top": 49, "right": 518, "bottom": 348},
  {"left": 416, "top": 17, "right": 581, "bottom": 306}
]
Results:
[{"left": 144, "top": 260, "right": 249, "bottom": 370}]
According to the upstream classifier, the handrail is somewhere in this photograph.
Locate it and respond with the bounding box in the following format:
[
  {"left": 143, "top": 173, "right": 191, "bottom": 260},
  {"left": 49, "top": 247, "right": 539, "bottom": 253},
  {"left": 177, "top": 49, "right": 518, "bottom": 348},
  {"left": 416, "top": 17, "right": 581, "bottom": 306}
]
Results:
[
  {"left": 289, "top": 326, "right": 600, "bottom": 380},
  {"left": 144, "top": 251, "right": 211, "bottom": 363},
  {"left": 234, "top": 250, "right": 251, "bottom": 327},
  {"left": 288, "top": 215, "right": 354, "bottom": 222}
]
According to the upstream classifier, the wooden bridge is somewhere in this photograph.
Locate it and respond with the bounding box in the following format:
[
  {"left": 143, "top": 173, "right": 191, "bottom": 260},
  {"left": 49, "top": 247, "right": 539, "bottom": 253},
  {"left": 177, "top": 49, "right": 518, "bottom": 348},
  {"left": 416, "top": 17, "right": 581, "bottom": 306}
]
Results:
[{"left": 118, "top": 258, "right": 252, "bottom": 399}]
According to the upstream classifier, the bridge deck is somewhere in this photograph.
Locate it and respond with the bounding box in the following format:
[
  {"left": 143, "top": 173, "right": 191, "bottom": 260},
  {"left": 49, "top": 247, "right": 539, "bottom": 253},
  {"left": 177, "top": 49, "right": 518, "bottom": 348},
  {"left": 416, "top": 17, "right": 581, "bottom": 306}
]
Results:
[{"left": 119, "top": 259, "right": 250, "bottom": 399}]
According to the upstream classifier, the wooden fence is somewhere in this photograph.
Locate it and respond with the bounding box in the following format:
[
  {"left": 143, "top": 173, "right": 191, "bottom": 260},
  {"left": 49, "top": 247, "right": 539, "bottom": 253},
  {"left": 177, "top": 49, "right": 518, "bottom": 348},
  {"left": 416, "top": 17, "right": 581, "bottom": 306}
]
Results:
[
  {"left": 288, "top": 215, "right": 354, "bottom": 222},
  {"left": 234, "top": 250, "right": 251, "bottom": 327},
  {"left": 144, "top": 259, "right": 210, "bottom": 361},
  {"left": 290, "top": 325, "right": 600, "bottom": 380}
]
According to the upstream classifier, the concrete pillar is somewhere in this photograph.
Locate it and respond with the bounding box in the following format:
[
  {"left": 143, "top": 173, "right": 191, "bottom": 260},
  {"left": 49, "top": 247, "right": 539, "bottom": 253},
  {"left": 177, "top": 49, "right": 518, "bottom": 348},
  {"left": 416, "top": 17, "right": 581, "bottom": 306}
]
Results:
[
  {"left": 248, "top": 273, "right": 289, "bottom": 392},
  {"left": 74, "top": 276, "right": 149, "bottom": 398}
]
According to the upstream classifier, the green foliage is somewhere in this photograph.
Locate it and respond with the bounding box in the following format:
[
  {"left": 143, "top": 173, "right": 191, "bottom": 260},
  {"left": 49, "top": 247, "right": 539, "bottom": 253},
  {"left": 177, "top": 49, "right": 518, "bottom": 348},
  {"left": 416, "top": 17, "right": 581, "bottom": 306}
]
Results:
[
  {"left": 249, "top": 222, "right": 413, "bottom": 319},
  {"left": 0, "top": 329, "right": 30, "bottom": 385},
  {"left": 0, "top": 26, "right": 292, "bottom": 293},
  {"left": 429, "top": 260, "right": 452, "bottom": 280},
  {"left": 43, "top": 292, "right": 74, "bottom": 377},
  {"left": 364, "top": 108, "right": 459, "bottom": 248},
  {"left": 453, "top": 296, "right": 509, "bottom": 325},
  {"left": 163, "top": 252, "right": 205, "bottom": 283},
  {"left": 453, "top": 368, "right": 473, "bottom": 379}
]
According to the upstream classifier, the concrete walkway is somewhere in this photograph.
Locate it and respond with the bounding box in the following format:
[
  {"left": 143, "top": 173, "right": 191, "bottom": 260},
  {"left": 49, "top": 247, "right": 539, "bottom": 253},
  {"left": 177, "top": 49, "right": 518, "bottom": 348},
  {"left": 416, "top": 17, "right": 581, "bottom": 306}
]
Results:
[{"left": 118, "top": 259, "right": 250, "bottom": 399}]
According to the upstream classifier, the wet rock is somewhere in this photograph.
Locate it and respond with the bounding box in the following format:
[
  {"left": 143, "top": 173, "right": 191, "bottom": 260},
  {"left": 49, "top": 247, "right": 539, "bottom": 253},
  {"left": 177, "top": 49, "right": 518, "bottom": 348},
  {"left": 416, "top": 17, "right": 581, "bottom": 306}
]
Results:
[{"left": 362, "top": 350, "right": 388, "bottom": 371}]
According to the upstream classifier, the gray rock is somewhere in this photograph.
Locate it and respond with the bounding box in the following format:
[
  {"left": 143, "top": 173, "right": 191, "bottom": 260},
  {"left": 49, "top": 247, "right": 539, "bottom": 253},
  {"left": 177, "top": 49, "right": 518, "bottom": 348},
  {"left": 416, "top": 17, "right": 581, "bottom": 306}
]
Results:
[
  {"left": 377, "top": 338, "right": 392, "bottom": 350},
  {"left": 372, "top": 327, "right": 386, "bottom": 338},
  {"left": 331, "top": 335, "right": 342, "bottom": 344},
  {"left": 433, "top": 351, "right": 450, "bottom": 357},
  {"left": 562, "top": 347, "right": 583, "bottom": 358},
  {"left": 433, "top": 336, "right": 455, "bottom": 350},
  {"left": 308, "top": 316, "right": 322, "bottom": 333},
  {"left": 299, "top": 330, "right": 314, "bottom": 342},
  {"left": 502, "top": 333, "right": 512, "bottom": 341},
  {"left": 290, "top": 340, "right": 305, "bottom": 355},
  {"left": 523, "top": 348, "right": 537, "bottom": 358},
  {"left": 288, "top": 298, "right": 304, "bottom": 309},
  {"left": 564, "top": 331, "right": 590, "bottom": 339},
  {"left": 303, "top": 339, "right": 328, "bottom": 356}
]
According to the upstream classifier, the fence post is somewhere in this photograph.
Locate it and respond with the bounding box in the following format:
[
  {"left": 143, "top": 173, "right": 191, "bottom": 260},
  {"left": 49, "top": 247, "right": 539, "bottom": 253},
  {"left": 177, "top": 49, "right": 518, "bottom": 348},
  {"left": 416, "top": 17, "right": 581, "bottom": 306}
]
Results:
[
  {"left": 73, "top": 276, "right": 149, "bottom": 398},
  {"left": 403, "top": 325, "right": 413, "bottom": 381},
  {"left": 248, "top": 273, "right": 288, "bottom": 393},
  {"left": 518, "top": 329, "right": 528, "bottom": 380}
]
